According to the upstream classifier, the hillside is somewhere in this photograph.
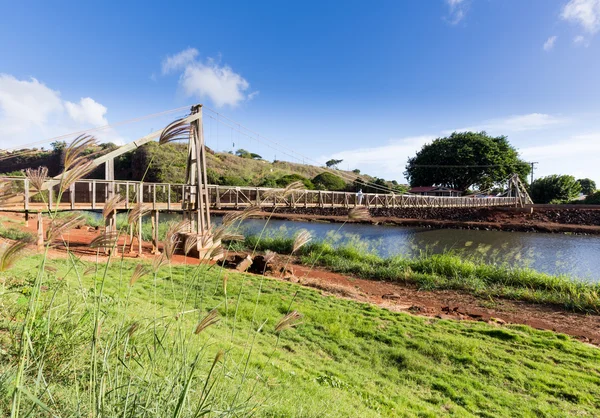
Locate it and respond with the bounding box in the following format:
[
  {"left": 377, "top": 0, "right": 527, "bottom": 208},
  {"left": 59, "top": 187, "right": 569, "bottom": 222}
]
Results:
[{"left": 0, "top": 142, "right": 407, "bottom": 192}]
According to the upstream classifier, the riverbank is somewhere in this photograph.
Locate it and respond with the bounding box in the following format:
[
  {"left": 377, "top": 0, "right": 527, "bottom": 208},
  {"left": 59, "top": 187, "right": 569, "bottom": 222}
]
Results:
[
  {"left": 212, "top": 206, "right": 600, "bottom": 235},
  {"left": 2, "top": 211, "right": 600, "bottom": 343}
]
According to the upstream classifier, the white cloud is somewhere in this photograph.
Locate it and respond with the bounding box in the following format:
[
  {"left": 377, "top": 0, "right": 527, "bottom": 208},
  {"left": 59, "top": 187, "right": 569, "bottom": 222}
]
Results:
[
  {"left": 573, "top": 34, "right": 590, "bottom": 45},
  {"left": 543, "top": 35, "right": 558, "bottom": 51},
  {"left": 445, "top": 0, "right": 468, "bottom": 25},
  {"left": 0, "top": 74, "right": 112, "bottom": 149},
  {"left": 162, "top": 49, "right": 256, "bottom": 108},
  {"left": 561, "top": 0, "right": 600, "bottom": 34},
  {"left": 449, "top": 113, "right": 568, "bottom": 134},
  {"left": 161, "top": 48, "right": 199, "bottom": 75},
  {"left": 321, "top": 135, "right": 435, "bottom": 180},
  {"left": 65, "top": 97, "right": 107, "bottom": 126}
]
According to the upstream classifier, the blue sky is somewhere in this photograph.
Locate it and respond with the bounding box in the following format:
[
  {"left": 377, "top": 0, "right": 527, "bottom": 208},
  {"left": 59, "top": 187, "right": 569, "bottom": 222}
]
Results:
[{"left": 1, "top": 0, "right": 600, "bottom": 183}]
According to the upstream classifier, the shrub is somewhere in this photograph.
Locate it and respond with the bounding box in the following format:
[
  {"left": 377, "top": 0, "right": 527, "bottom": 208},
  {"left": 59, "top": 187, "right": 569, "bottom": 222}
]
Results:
[
  {"left": 530, "top": 175, "right": 582, "bottom": 204},
  {"left": 584, "top": 191, "right": 600, "bottom": 204},
  {"left": 312, "top": 172, "right": 346, "bottom": 191}
]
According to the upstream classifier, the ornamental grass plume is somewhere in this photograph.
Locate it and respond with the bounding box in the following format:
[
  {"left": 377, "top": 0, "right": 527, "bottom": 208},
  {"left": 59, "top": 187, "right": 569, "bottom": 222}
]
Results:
[
  {"left": 158, "top": 118, "right": 190, "bottom": 145},
  {"left": 222, "top": 205, "right": 262, "bottom": 226},
  {"left": 292, "top": 229, "right": 312, "bottom": 254},
  {"left": 0, "top": 241, "right": 27, "bottom": 271},
  {"left": 58, "top": 134, "right": 97, "bottom": 193},
  {"left": 184, "top": 234, "right": 199, "bottom": 256},
  {"left": 46, "top": 214, "right": 85, "bottom": 242},
  {"left": 25, "top": 167, "right": 48, "bottom": 194},
  {"left": 274, "top": 310, "right": 303, "bottom": 333},
  {"left": 348, "top": 206, "right": 371, "bottom": 221},
  {"left": 127, "top": 203, "right": 150, "bottom": 225},
  {"left": 90, "top": 231, "right": 119, "bottom": 249},
  {"left": 263, "top": 180, "right": 305, "bottom": 200},
  {"left": 129, "top": 263, "right": 151, "bottom": 286},
  {"left": 102, "top": 195, "right": 123, "bottom": 220},
  {"left": 194, "top": 309, "right": 220, "bottom": 334}
]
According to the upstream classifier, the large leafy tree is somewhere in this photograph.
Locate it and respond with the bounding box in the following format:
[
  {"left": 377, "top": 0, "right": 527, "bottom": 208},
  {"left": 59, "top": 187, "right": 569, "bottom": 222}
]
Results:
[
  {"left": 577, "top": 178, "right": 596, "bottom": 195},
  {"left": 530, "top": 175, "right": 582, "bottom": 204},
  {"left": 404, "top": 132, "right": 530, "bottom": 191}
]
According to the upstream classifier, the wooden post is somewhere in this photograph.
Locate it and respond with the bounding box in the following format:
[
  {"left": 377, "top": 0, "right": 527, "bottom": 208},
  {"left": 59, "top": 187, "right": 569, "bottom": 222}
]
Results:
[
  {"left": 151, "top": 210, "right": 160, "bottom": 254},
  {"left": 37, "top": 212, "right": 44, "bottom": 252},
  {"left": 24, "top": 179, "right": 30, "bottom": 211},
  {"left": 92, "top": 181, "right": 96, "bottom": 209},
  {"left": 48, "top": 183, "right": 53, "bottom": 211},
  {"left": 137, "top": 183, "right": 143, "bottom": 255},
  {"left": 167, "top": 184, "right": 172, "bottom": 210},
  {"left": 70, "top": 183, "right": 75, "bottom": 210}
]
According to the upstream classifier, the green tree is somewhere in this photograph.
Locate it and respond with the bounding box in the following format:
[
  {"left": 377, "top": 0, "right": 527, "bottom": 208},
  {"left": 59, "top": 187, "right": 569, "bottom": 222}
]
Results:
[
  {"left": 352, "top": 169, "right": 361, "bottom": 174},
  {"left": 577, "top": 178, "right": 596, "bottom": 195},
  {"left": 404, "top": 131, "right": 530, "bottom": 191},
  {"left": 325, "top": 159, "right": 343, "bottom": 169},
  {"left": 235, "top": 149, "right": 251, "bottom": 158},
  {"left": 530, "top": 175, "right": 582, "bottom": 204},
  {"left": 312, "top": 172, "right": 346, "bottom": 191},
  {"left": 584, "top": 191, "right": 600, "bottom": 204}
]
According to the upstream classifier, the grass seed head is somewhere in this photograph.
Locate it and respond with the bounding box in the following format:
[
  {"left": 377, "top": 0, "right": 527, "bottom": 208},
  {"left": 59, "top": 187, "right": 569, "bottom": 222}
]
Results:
[
  {"left": 222, "top": 205, "right": 262, "bottom": 226},
  {"left": 292, "top": 229, "right": 312, "bottom": 253},
  {"left": 194, "top": 308, "right": 220, "bottom": 334},
  {"left": 127, "top": 203, "right": 150, "bottom": 225},
  {"left": 275, "top": 310, "right": 303, "bottom": 333},
  {"left": 90, "top": 231, "right": 119, "bottom": 249},
  {"left": 130, "top": 263, "right": 151, "bottom": 286},
  {"left": 264, "top": 250, "right": 277, "bottom": 264},
  {"left": 25, "top": 166, "right": 48, "bottom": 194},
  {"left": 0, "top": 240, "right": 27, "bottom": 271},
  {"left": 184, "top": 234, "right": 198, "bottom": 256},
  {"left": 46, "top": 214, "right": 85, "bottom": 242},
  {"left": 103, "top": 195, "right": 124, "bottom": 220},
  {"left": 158, "top": 118, "right": 190, "bottom": 145},
  {"left": 348, "top": 207, "right": 371, "bottom": 221}
]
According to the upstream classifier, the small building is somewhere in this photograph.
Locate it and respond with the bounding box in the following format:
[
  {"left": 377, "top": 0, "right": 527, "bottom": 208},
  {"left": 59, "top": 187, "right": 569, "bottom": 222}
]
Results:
[{"left": 408, "top": 186, "right": 462, "bottom": 197}]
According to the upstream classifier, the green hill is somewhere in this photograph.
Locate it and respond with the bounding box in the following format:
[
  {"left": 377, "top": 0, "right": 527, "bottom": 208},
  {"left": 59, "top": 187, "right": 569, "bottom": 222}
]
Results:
[{"left": 1, "top": 142, "right": 407, "bottom": 193}]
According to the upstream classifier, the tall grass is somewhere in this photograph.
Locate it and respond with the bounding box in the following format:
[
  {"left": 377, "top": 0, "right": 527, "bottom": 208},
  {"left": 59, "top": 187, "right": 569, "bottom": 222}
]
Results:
[{"left": 0, "top": 136, "right": 299, "bottom": 417}]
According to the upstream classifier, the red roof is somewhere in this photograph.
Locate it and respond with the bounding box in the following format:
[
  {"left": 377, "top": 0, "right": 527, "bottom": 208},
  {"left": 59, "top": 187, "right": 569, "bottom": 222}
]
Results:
[{"left": 408, "top": 186, "right": 461, "bottom": 193}]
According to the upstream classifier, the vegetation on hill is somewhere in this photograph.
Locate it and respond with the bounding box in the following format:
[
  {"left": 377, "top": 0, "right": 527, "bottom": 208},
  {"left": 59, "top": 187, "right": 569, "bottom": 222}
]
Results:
[
  {"left": 2, "top": 255, "right": 600, "bottom": 416},
  {"left": 1, "top": 142, "right": 405, "bottom": 192}
]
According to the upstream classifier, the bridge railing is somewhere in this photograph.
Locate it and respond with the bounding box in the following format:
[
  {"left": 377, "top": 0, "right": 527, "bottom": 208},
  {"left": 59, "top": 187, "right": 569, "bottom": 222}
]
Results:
[{"left": 0, "top": 177, "right": 520, "bottom": 211}]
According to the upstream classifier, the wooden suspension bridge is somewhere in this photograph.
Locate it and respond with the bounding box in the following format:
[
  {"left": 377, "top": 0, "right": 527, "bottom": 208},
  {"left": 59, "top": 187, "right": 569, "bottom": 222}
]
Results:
[{"left": 0, "top": 104, "right": 532, "bottom": 257}]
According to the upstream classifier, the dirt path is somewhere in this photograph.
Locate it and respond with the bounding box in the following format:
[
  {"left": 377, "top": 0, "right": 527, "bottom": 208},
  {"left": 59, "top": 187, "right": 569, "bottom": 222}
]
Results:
[{"left": 3, "top": 211, "right": 600, "bottom": 346}]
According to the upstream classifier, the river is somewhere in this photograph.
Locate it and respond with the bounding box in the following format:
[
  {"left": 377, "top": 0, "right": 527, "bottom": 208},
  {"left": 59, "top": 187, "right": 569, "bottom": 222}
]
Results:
[
  {"left": 232, "top": 218, "right": 600, "bottom": 282},
  {"left": 93, "top": 211, "right": 600, "bottom": 282}
]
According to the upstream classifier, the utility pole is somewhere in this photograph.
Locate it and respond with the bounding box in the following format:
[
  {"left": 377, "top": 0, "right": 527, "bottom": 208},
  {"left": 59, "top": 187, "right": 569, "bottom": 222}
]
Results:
[{"left": 529, "top": 162, "right": 538, "bottom": 184}]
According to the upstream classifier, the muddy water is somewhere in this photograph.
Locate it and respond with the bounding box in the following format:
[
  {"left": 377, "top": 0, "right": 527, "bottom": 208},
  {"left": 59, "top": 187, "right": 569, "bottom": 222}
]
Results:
[
  {"left": 233, "top": 218, "right": 600, "bottom": 282},
  {"left": 98, "top": 210, "right": 600, "bottom": 282}
]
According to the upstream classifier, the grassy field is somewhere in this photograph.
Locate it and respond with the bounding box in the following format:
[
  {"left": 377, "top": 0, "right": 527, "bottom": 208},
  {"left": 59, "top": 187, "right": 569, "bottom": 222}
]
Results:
[
  {"left": 1, "top": 254, "right": 600, "bottom": 417},
  {"left": 241, "top": 235, "right": 600, "bottom": 313}
]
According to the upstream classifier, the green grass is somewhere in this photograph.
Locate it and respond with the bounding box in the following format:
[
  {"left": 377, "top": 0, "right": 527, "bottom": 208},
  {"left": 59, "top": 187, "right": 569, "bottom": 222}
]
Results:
[
  {"left": 2, "top": 255, "right": 600, "bottom": 416},
  {"left": 0, "top": 220, "right": 34, "bottom": 242},
  {"left": 236, "top": 235, "right": 600, "bottom": 313}
]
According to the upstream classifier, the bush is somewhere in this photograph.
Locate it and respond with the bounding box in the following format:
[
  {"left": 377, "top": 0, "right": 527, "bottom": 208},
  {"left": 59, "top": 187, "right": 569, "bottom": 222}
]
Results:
[
  {"left": 584, "top": 191, "right": 600, "bottom": 204},
  {"left": 261, "top": 174, "right": 314, "bottom": 189},
  {"left": 312, "top": 172, "right": 346, "bottom": 191},
  {"left": 530, "top": 175, "right": 582, "bottom": 204}
]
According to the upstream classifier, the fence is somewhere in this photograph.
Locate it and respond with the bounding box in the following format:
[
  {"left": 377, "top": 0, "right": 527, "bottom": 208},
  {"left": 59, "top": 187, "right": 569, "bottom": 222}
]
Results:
[{"left": 0, "top": 177, "right": 520, "bottom": 212}]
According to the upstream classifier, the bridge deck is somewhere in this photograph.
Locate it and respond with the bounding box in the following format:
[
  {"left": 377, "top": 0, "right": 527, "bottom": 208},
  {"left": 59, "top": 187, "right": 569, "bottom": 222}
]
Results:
[{"left": 0, "top": 178, "right": 520, "bottom": 212}]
